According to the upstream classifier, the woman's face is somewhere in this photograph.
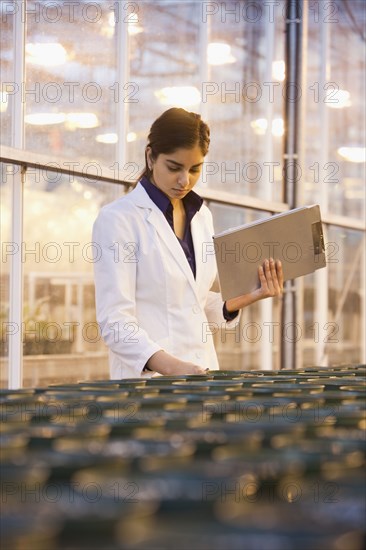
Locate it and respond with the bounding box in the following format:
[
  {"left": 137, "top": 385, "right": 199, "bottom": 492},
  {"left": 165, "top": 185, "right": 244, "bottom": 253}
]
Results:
[{"left": 147, "top": 145, "right": 204, "bottom": 202}]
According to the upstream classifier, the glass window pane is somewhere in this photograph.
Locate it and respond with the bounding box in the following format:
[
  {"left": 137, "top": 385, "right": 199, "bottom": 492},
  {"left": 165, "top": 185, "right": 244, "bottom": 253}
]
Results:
[
  {"left": 127, "top": 1, "right": 286, "bottom": 201},
  {"left": 0, "top": 2, "right": 15, "bottom": 146},
  {"left": 25, "top": 0, "right": 118, "bottom": 165},
  {"left": 0, "top": 163, "right": 13, "bottom": 387},
  {"left": 326, "top": 227, "right": 364, "bottom": 364},
  {"left": 304, "top": 0, "right": 365, "bottom": 220},
  {"left": 205, "top": 3, "right": 285, "bottom": 200},
  {"left": 128, "top": 1, "right": 202, "bottom": 178},
  {"left": 302, "top": 227, "right": 365, "bottom": 366},
  {"left": 22, "top": 167, "right": 122, "bottom": 386}
]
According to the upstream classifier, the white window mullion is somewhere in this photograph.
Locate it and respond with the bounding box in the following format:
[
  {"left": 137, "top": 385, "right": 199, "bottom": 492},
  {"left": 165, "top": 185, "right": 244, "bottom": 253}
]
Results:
[{"left": 8, "top": 0, "right": 26, "bottom": 388}]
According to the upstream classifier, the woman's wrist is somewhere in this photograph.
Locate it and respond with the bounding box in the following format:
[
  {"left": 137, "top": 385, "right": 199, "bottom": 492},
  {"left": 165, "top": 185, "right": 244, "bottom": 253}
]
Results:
[
  {"left": 146, "top": 350, "right": 178, "bottom": 375},
  {"left": 146, "top": 351, "right": 204, "bottom": 376},
  {"left": 225, "top": 293, "right": 257, "bottom": 312}
]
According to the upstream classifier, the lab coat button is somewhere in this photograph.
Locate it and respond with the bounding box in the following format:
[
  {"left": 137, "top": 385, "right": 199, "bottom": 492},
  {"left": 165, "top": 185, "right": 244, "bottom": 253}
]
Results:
[
  {"left": 192, "top": 304, "right": 200, "bottom": 314},
  {"left": 195, "top": 352, "right": 201, "bottom": 359}
]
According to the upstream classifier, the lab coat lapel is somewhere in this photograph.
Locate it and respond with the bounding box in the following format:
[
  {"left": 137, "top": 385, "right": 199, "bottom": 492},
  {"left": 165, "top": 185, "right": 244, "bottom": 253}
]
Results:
[
  {"left": 147, "top": 209, "right": 200, "bottom": 298},
  {"left": 131, "top": 183, "right": 200, "bottom": 301},
  {"left": 190, "top": 210, "right": 207, "bottom": 292}
]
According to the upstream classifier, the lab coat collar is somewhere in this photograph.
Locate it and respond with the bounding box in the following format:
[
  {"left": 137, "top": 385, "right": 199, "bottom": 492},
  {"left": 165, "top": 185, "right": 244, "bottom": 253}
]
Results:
[{"left": 129, "top": 182, "right": 207, "bottom": 303}]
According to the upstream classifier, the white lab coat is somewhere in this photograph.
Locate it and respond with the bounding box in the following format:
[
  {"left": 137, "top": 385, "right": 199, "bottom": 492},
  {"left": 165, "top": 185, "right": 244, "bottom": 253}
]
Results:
[{"left": 92, "top": 181, "right": 240, "bottom": 379}]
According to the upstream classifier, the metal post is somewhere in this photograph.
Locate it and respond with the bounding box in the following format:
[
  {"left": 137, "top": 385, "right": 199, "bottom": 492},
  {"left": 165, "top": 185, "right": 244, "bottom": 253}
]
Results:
[
  {"left": 198, "top": 3, "right": 210, "bottom": 191},
  {"left": 281, "top": 0, "right": 303, "bottom": 369},
  {"left": 315, "top": 12, "right": 330, "bottom": 366},
  {"left": 295, "top": 0, "right": 308, "bottom": 370},
  {"left": 115, "top": 1, "right": 130, "bottom": 170},
  {"left": 199, "top": 3, "right": 209, "bottom": 123},
  {"left": 259, "top": 7, "right": 276, "bottom": 370}
]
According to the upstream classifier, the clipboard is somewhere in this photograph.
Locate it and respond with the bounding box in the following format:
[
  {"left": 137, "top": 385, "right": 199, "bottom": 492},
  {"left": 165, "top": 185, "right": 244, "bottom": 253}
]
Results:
[{"left": 213, "top": 204, "right": 326, "bottom": 301}]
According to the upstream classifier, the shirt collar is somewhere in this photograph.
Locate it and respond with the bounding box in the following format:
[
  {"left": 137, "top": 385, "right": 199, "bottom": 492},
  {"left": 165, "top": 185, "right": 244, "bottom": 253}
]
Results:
[{"left": 140, "top": 176, "right": 203, "bottom": 216}]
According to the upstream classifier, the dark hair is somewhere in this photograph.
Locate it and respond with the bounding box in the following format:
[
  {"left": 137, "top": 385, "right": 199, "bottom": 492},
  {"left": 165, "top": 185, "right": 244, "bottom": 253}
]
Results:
[{"left": 140, "top": 108, "right": 210, "bottom": 181}]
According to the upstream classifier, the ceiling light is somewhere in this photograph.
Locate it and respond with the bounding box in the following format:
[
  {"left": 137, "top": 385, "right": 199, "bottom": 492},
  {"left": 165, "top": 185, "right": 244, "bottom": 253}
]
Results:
[
  {"left": 337, "top": 147, "right": 365, "bottom": 163},
  {"left": 108, "top": 12, "right": 116, "bottom": 27},
  {"left": 272, "top": 60, "right": 285, "bottom": 81},
  {"left": 250, "top": 118, "right": 267, "bottom": 135},
  {"left": 155, "top": 86, "right": 201, "bottom": 107},
  {"left": 96, "top": 133, "right": 118, "bottom": 144},
  {"left": 66, "top": 113, "right": 99, "bottom": 129},
  {"left": 128, "top": 13, "right": 143, "bottom": 35},
  {"left": 25, "top": 113, "right": 66, "bottom": 125},
  {"left": 26, "top": 43, "right": 67, "bottom": 66},
  {"left": 272, "top": 118, "right": 284, "bottom": 137},
  {"left": 207, "top": 42, "right": 236, "bottom": 65},
  {"left": 327, "top": 89, "right": 351, "bottom": 109},
  {"left": 250, "top": 118, "right": 284, "bottom": 137}
]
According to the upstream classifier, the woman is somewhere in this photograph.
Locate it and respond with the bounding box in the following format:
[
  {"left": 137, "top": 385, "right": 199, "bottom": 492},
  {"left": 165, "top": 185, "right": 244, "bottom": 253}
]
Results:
[{"left": 92, "top": 108, "right": 283, "bottom": 379}]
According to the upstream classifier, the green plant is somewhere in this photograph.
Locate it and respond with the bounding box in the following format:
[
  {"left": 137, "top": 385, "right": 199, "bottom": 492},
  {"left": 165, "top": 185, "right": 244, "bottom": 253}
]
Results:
[
  {"left": 1, "top": 298, "right": 73, "bottom": 355},
  {"left": 0, "top": 304, "right": 9, "bottom": 355},
  {"left": 23, "top": 297, "right": 51, "bottom": 342}
]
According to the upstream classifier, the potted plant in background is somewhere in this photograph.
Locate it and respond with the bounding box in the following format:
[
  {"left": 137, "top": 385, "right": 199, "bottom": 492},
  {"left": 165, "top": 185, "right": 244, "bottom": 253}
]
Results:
[
  {"left": 23, "top": 297, "right": 72, "bottom": 355},
  {"left": 0, "top": 305, "right": 9, "bottom": 357},
  {"left": 23, "top": 297, "right": 50, "bottom": 355},
  {"left": 1, "top": 298, "right": 74, "bottom": 357}
]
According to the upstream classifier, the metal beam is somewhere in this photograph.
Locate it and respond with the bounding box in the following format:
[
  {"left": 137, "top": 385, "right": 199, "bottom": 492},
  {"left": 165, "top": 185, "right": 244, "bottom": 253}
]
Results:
[
  {"left": 281, "top": 0, "right": 303, "bottom": 370},
  {"left": 0, "top": 145, "right": 134, "bottom": 186},
  {"left": 1, "top": 145, "right": 364, "bottom": 230}
]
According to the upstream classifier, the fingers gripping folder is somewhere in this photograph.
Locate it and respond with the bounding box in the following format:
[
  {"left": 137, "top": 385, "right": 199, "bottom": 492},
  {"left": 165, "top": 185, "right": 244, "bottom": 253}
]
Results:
[{"left": 213, "top": 205, "right": 326, "bottom": 301}]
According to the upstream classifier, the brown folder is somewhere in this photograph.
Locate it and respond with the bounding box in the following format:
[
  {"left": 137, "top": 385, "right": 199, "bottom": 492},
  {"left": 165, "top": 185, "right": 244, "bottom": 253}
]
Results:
[{"left": 213, "top": 204, "right": 326, "bottom": 301}]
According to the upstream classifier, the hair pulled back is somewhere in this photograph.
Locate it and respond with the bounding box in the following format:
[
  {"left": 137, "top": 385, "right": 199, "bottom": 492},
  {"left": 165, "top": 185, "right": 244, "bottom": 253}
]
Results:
[{"left": 141, "top": 108, "right": 210, "bottom": 181}]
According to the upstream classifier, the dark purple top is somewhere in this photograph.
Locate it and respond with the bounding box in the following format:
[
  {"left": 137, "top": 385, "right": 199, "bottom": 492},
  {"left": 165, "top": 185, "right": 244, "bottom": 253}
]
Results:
[
  {"left": 140, "top": 176, "right": 202, "bottom": 278},
  {"left": 140, "top": 176, "right": 239, "bottom": 321}
]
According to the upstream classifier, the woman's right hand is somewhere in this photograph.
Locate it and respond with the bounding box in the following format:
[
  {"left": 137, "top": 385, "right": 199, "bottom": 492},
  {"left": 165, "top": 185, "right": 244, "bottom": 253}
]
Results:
[
  {"left": 145, "top": 350, "right": 208, "bottom": 376},
  {"left": 173, "top": 362, "right": 208, "bottom": 375}
]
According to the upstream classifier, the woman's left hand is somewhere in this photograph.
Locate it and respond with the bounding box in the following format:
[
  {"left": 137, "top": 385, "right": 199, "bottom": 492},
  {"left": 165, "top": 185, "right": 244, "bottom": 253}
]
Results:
[
  {"left": 253, "top": 257, "right": 284, "bottom": 301},
  {"left": 225, "top": 258, "right": 284, "bottom": 312}
]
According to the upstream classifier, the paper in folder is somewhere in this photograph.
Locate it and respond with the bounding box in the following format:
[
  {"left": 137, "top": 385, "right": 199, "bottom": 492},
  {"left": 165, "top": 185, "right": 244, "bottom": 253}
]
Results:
[{"left": 213, "top": 204, "right": 326, "bottom": 301}]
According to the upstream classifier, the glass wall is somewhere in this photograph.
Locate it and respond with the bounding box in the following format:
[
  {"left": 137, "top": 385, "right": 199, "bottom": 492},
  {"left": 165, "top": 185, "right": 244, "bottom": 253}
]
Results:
[
  {"left": 0, "top": 0, "right": 15, "bottom": 146},
  {"left": 21, "top": 168, "right": 122, "bottom": 386},
  {"left": 128, "top": 1, "right": 203, "bottom": 176},
  {"left": 0, "top": 164, "right": 12, "bottom": 387},
  {"left": 126, "top": 1, "right": 286, "bottom": 199},
  {"left": 205, "top": 2, "right": 285, "bottom": 202},
  {"left": 0, "top": 0, "right": 365, "bottom": 386},
  {"left": 300, "top": 0, "right": 365, "bottom": 366},
  {"left": 326, "top": 227, "right": 364, "bottom": 364},
  {"left": 17, "top": 0, "right": 287, "bottom": 193},
  {"left": 24, "top": 0, "right": 119, "bottom": 165},
  {"left": 303, "top": 0, "right": 365, "bottom": 220}
]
